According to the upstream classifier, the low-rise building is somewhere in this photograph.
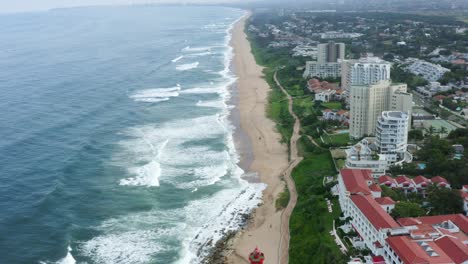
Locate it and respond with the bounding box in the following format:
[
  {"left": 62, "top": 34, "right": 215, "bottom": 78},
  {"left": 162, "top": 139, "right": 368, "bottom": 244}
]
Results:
[
  {"left": 407, "top": 59, "right": 450, "bottom": 82},
  {"left": 431, "top": 176, "right": 451, "bottom": 189},
  {"left": 315, "top": 89, "right": 336, "bottom": 102},
  {"left": 336, "top": 169, "right": 468, "bottom": 264}
]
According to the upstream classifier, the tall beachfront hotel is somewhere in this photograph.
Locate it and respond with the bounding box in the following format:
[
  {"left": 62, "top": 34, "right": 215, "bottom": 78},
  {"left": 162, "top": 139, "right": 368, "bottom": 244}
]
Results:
[{"left": 349, "top": 80, "right": 412, "bottom": 139}]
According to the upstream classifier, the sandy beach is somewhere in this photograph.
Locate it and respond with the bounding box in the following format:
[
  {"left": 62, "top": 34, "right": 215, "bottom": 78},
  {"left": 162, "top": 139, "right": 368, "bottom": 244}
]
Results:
[{"left": 226, "top": 13, "right": 290, "bottom": 263}]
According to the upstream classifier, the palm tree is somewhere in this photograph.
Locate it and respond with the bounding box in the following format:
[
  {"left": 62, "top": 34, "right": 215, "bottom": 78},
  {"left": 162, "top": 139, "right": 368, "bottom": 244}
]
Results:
[
  {"left": 425, "top": 125, "right": 435, "bottom": 136},
  {"left": 439, "top": 126, "right": 448, "bottom": 136}
]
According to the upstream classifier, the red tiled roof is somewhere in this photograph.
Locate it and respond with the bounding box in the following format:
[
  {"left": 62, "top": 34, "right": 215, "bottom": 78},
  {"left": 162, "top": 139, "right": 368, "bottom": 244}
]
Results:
[
  {"left": 340, "top": 169, "right": 372, "bottom": 195},
  {"left": 350, "top": 194, "right": 400, "bottom": 229},
  {"left": 375, "top": 197, "right": 396, "bottom": 205},
  {"left": 434, "top": 236, "right": 468, "bottom": 264},
  {"left": 337, "top": 110, "right": 348, "bottom": 115},
  {"left": 396, "top": 175, "right": 412, "bottom": 184},
  {"left": 433, "top": 95, "right": 447, "bottom": 101},
  {"left": 386, "top": 236, "right": 455, "bottom": 264},
  {"left": 323, "top": 109, "right": 333, "bottom": 113},
  {"left": 413, "top": 175, "right": 430, "bottom": 185},
  {"left": 432, "top": 176, "right": 449, "bottom": 185},
  {"left": 378, "top": 175, "right": 396, "bottom": 185},
  {"left": 398, "top": 214, "right": 468, "bottom": 234},
  {"left": 370, "top": 184, "right": 382, "bottom": 192}
]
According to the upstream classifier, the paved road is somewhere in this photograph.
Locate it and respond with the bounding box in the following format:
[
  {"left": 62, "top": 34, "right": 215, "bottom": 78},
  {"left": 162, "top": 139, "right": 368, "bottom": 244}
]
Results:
[{"left": 274, "top": 71, "right": 303, "bottom": 264}]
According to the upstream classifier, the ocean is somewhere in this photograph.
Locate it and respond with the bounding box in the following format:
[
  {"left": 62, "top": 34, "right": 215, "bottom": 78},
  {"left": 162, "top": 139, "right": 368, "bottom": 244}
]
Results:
[{"left": 0, "top": 6, "right": 264, "bottom": 264}]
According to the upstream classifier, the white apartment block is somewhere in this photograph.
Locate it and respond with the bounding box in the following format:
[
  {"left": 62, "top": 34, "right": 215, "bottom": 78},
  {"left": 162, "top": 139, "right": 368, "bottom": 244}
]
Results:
[
  {"left": 349, "top": 80, "right": 412, "bottom": 139},
  {"left": 345, "top": 139, "right": 388, "bottom": 178},
  {"left": 375, "top": 111, "right": 410, "bottom": 164},
  {"left": 303, "top": 61, "right": 342, "bottom": 79},
  {"left": 407, "top": 60, "right": 450, "bottom": 82},
  {"left": 303, "top": 42, "right": 345, "bottom": 79},
  {"left": 341, "top": 57, "right": 391, "bottom": 91}
]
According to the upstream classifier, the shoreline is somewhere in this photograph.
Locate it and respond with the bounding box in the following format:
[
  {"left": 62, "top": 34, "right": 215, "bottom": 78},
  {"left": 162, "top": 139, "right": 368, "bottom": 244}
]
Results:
[{"left": 225, "top": 12, "right": 290, "bottom": 263}]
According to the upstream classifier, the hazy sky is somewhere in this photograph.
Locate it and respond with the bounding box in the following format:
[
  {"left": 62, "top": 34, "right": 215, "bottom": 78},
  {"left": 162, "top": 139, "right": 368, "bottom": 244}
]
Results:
[{"left": 0, "top": 0, "right": 241, "bottom": 13}]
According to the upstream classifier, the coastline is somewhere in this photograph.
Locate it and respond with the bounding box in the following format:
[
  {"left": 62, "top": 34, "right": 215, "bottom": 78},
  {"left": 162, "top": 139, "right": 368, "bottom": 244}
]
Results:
[{"left": 226, "top": 12, "right": 290, "bottom": 263}]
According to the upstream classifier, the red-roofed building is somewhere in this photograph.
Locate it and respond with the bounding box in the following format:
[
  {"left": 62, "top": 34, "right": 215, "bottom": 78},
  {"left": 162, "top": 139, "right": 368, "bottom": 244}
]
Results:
[
  {"left": 433, "top": 94, "right": 447, "bottom": 102},
  {"left": 375, "top": 197, "right": 396, "bottom": 213},
  {"left": 385, "top": 236, "right": 455, "bottom": 264},
  {"left": 338, "top": 169, "right": 373, "bottom": 195},
  {"left": 434, "top": 236, "right": 468, "bottom": 264},
  {"left": 395, "top": 175, "right": 416, "bottom": 192},
  {"left": 413, "top": 175, "right": 431, "bottom": 189},
  {"left": 432, "top": 176, "right": 451, "bottom": 189},
  {"left": 347, "top": 194, "right": 400, "bottom": 253},
  {"left": 378, "top": 175, "right": 397, "bottom": 188},
  {"left": 398, "top": 214, "right": 468, "bottom": 234}
]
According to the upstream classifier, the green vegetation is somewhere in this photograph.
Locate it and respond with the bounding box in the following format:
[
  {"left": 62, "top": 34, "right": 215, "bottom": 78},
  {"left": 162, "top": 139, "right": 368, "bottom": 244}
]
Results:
[
  {"left": 408, "top": 130, "right": 424, "bottom": 141},
  {"left": 322, "top": 102, "right": 342, "bottom": 110},
  {"left": 427, "top": 186, "right": 464, "bottom": 215},
  {"left": 390, "top": 131, "right": 468, "bottom": 188},
  {"left": 321, "top": 132, "right": 353, "bottom": 148},
  {"left": 391, "top": 201, "right": 426, "bottom": 218},
  {"left": 289, "top": 138, "right": 346, "bottom": 263},
  {"left": 276, "top": 188, "right": 290, "bottom": 210}
]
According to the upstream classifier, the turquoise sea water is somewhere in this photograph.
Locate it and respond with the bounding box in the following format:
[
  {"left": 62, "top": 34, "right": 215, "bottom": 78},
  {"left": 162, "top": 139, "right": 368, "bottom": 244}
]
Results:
[{"left": 0, "top": 6, "right": 264, "bottom": 264}]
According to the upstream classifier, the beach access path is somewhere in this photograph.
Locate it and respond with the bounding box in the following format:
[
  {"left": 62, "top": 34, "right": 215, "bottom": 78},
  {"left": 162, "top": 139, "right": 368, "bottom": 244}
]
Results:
[{"left": 274, "top": 71, "right": 303, "bottom": 264}]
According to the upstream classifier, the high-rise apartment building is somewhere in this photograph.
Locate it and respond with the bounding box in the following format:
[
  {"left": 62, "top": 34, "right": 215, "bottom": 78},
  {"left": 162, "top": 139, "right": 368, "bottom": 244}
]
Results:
[
  {"left": 349, "top": 80, "right": 412, "bottom": 139},
  {"left": 317, "top": 41, "right": 345, "bottom": 63},
  {"left": 375, "top": 111, "right": 410, "bottom": 164},
  {"left": 303, "top": 42, "right": 345, "bottom": 79},
  {"left": 341, "top": 57, "right": 391, "bottom": 91}
]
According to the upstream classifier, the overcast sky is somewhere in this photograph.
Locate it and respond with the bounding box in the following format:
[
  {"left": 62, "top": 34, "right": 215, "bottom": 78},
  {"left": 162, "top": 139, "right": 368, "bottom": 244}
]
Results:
[{"left": 0, "top": 0, "right": 242, "bottom": 13}]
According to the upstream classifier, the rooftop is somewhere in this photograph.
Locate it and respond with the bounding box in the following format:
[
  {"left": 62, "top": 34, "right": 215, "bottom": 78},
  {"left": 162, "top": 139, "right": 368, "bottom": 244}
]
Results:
[
  {"left": 386, "top": 236, "right": 455, "bottom": 264},
  {"left": 340, "top": 169, "right": 372, "bottom": 195},
  {"left": 350, "top": 194, "right": 400, "bottom": 230}
]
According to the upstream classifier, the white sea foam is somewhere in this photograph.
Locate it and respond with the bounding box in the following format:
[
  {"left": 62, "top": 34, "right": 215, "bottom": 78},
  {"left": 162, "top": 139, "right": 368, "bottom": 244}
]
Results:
[
  {"left": 180, "top": 87, "right": 221, "bottom": 94},
  {"left": 119, "top": 139, "right": 168, "bottom": 187},
  {"left": 176, "top": 62, "right": 199, "bottom": 71},
  {"left": 171, "top": 55, "right": 184, "bottom": 62},
  {"left": 182, "top": 46, "right": 212, "bottom": 53},
  {"left": 130, "top": 86, "right": 181, "bottom": 103},
  {"left": 106, "top": 10, "right": 262, "bottom": 264},
  {"left": 57, "top": 247, "right": 76, "bottom": 264},
  {"left": 196, "top": 99, "right": 224, "bottom": 108},
  {"left": 39, "top": 246, "right": 76, "bottom": 264},
  {"left": 186, "top": 51, "right": 212, "bottom": 57}
]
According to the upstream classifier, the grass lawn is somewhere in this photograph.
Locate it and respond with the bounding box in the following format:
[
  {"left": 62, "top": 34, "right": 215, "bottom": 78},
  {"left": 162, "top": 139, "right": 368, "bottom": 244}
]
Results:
[
  {"left": 329, "top": 133, "right": 351, "bottom": 146},
  {"left": 322, "top": 101, "right": 342, "bottom": 110}
]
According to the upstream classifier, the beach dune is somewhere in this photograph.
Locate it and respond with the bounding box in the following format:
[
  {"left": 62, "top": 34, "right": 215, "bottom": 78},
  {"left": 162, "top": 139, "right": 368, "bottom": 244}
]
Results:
[{"left": 227, "top": 13, "right": 289, "bottom": 263}]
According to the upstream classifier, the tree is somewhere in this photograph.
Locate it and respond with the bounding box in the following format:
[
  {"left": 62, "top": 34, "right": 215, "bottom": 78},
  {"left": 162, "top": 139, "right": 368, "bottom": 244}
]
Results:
[
  {"left": 427, "top": 186, "right": 463, "bottom": 215},
  {"left": 408, "top": 130, "right": 424, "bottom": 141},
  {"left": 381, "top": 185, "right": 404, "bottom": 201},
  {"left": 391, "top": 201, "right": 426, "bottom": 218},
  {"left": 425, "top": 126, "right": 436, "bottom": 136}
]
